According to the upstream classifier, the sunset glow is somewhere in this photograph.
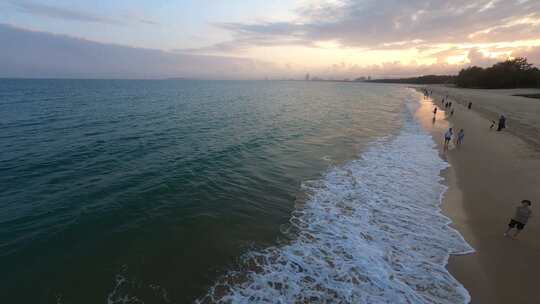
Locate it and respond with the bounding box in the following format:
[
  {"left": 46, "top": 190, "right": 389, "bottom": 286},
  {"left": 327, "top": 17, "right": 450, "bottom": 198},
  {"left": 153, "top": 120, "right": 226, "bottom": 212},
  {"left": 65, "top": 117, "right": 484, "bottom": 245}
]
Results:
[{"left": 1, "top": 0, "right": 539, "bottom": 78}]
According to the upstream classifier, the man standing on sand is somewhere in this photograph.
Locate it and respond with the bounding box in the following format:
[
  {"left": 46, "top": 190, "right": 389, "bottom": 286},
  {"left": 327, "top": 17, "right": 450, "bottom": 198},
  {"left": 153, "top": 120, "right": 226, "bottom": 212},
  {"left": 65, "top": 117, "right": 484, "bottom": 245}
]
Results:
[
  {"left": 497, "top": 114, "right": 506, "bottom": 131},
  {"left": 504, "top": 200, "right": 533, "bottom": 239},
  {"left": 456, "top": 129, "right": 464, "bottom": 146}
]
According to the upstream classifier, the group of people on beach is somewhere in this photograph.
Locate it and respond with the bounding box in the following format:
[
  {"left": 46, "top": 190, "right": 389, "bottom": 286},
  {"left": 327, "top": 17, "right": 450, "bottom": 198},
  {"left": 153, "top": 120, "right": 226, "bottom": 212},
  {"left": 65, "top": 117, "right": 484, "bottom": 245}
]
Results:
[
  {"left": 442, "top": 127, "right": 465, "bottom": 151},
  {"left": 431, "top": 95, "right": 463, "bottom": 150},
  {"left": 421, "top": 88, "right": 432, "bottom": 98},
  {"left": 491, "top": 111, "right": 531, "bottom": 238},
  {"left": 426, "top": 89, "right": 532, "bottom": 239}
]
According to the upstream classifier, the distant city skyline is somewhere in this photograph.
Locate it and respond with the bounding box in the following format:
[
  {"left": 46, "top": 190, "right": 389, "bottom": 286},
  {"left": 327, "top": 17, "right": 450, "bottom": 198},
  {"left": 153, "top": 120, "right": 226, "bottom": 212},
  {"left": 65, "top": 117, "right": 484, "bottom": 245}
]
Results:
[{"left": 1, "top": 0, "right": 540, "bottom": 79}]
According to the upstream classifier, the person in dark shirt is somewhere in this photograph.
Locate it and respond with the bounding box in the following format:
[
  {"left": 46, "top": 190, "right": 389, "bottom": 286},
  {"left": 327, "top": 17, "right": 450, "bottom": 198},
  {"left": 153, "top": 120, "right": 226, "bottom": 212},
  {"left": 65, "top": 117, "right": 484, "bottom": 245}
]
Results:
[
  {"left": 497, "top": 114, "right": 506, "bottom": 131},
  {"left": 443, "top": 128, "right": 453, "bottom": 151},
  {"left": 504, "top": 200, "right": 533, "bottom": 239}
]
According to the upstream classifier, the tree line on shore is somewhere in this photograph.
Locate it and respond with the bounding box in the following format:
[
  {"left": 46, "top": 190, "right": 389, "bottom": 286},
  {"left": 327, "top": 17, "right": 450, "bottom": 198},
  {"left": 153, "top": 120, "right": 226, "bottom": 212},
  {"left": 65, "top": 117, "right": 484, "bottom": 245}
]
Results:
[
  {"left": 456, "top": 57, "right": 540, "bottom": 88},
  {"left": 365, "top": 75, "right": 456, "bottom": 85},
  {"left": 368, "top": 57, "right": 540, "bottom": 89}
]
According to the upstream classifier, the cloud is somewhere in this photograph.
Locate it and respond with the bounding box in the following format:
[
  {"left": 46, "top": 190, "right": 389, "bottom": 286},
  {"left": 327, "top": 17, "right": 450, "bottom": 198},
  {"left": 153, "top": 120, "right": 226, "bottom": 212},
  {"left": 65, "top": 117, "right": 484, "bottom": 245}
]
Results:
[
  {"left": 306, "top": 60, "right": 462, "bottom": 79},
  {"left": 9, "top": 1, "right": 121, "bottom": 25},
  {"left": 466, "top": 48, "right": 503, "bottom": 66},
  {"left": 138, "top": 18, "right": 160, "bottom": 26},
  {"left": 9, "top": 1, "right": 162, "bottom": 27},
  {"left": 514, "top": 45, "right": 540, "bottom": 64},
  {"left": 174, "top": 0, "right": 540, "bottom": 78},
  {"left": 194, "top": 0, "right": 540, "bottom": 51},
  {"left": 178, "top": 36, "right": 311, "bottom": 54},
  {"left": 0, "top": 24, "right": 281, "bottom": 79},
  {"left": 2, "top": 22, "right": 534, "bottom": 80},
  {"left": 3, "top": 0, "right": 539, "bottom": 79},
  {"left": 119, "top": 13, "right": 161, "bottom": 26}
]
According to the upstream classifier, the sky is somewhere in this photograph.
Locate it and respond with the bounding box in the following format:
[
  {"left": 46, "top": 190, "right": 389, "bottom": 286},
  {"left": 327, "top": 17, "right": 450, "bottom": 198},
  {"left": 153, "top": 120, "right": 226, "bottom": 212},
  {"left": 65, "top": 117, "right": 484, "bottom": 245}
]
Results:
[{"left": 1, "top": 0, "right": 540, "bottom": 79}]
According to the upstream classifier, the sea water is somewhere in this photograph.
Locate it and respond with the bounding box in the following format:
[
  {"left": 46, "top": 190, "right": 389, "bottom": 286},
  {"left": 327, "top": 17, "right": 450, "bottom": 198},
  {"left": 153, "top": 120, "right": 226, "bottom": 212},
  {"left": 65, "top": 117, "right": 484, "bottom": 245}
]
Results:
[
  {"left": 197, "top": 102, "right": 473, "bottom": 304},
  {"left": 0, "top": 79, "right": 472, "bottom": 303}
]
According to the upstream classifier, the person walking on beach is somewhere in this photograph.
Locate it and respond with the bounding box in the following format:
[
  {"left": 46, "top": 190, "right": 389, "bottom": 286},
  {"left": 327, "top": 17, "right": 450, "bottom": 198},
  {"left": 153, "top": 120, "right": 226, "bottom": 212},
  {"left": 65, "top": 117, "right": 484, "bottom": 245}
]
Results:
[
  {"left": 456, "top": 129, "right": 464, "bottom": 146},
  {"left": 443, "top": 127, "right": 453, "bottom": 150},
  {"left": 433, "top": 107, "right": 437, "bottom": 116},
  {"left": 504, "top": 200, "right": 533, "bottom": 239},
  {"left": 497, "top": 114, "right": 506, "bottom": 131}
]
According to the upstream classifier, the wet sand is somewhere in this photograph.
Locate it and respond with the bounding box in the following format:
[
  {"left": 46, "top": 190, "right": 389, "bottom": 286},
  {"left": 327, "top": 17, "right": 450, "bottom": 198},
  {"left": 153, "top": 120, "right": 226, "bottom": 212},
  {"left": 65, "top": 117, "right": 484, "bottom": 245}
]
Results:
[{"left": 414, "top": 88, "right": 540, "bottom": 304}]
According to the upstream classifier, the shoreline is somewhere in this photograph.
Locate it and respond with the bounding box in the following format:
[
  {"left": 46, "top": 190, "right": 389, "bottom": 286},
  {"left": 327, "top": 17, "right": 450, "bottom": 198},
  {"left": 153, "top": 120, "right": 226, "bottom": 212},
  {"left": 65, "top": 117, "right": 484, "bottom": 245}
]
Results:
[{"left": 414, "top": 87, "right": 540, "bottom": 303}]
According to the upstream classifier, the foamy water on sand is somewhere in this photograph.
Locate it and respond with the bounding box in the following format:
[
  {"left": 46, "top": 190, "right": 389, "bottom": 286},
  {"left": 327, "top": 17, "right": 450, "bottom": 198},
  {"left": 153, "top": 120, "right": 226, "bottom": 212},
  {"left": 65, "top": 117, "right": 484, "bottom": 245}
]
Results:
[{"left": 198, "top": 101, "right": 474, "bottom": 304}]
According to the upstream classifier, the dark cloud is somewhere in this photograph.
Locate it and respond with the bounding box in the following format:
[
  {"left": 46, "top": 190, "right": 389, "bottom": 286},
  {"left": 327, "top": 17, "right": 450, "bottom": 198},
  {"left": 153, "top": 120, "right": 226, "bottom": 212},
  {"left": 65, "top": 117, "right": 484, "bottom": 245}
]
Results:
[
  {"left": 0, "top": 24, "right": 278, "bottom": 79},
  {"left": 9, "top": 1, "right": 121, "bottom": 25},
  {"left": 203, "top": 0, "right": 540, "bottom": 51}
]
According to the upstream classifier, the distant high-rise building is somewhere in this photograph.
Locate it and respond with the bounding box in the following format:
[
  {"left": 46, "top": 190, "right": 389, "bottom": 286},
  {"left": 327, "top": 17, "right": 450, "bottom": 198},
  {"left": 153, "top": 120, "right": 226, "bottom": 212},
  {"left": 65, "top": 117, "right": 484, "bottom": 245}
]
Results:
[{"left": 305, "top": 73, "right": 310, "bottom": 81}]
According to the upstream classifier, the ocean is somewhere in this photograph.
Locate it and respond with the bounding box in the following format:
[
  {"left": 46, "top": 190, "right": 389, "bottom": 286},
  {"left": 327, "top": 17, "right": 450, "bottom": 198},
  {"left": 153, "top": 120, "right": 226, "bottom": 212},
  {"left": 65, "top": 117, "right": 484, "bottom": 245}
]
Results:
[{"left": 0, "top": 79, "right": 472, "bottom": 303}]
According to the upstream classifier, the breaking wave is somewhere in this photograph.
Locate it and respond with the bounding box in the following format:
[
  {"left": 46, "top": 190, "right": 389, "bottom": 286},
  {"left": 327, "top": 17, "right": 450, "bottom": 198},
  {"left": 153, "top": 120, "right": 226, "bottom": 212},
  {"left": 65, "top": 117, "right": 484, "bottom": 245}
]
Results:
[{"left": 198, "top": 110, "right": 473, "bottom": 303}]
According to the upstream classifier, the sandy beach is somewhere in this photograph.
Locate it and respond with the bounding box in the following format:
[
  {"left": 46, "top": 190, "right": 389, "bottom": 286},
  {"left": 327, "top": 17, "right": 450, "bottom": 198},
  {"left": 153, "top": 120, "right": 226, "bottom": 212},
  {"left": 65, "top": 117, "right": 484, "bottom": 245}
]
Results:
[
  {"left": 415, "top": 86, "right": 540, "bottom": 303},
  {"left": 426, "top": 85, "right": 540, "bottom": 150}
]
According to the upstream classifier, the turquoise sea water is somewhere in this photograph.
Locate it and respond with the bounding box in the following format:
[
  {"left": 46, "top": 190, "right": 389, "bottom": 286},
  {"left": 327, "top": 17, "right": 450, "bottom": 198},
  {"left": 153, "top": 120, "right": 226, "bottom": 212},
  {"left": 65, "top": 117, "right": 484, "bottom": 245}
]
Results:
[{"left": 0, "top": 80, "right": 471, "bottom": 303}]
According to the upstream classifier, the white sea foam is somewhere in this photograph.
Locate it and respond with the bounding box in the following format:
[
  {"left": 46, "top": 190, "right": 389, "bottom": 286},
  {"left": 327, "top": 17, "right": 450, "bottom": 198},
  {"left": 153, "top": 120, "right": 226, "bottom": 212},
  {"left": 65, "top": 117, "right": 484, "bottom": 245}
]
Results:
[
  {"left": 106, "top": 265, "right": 171, "bottom": 304},
  {"left": 198, "top": 110, "right": 474, "bottom": 303},
  {"left": 107, "top": 272, "right": 144, "bottom": 304}
]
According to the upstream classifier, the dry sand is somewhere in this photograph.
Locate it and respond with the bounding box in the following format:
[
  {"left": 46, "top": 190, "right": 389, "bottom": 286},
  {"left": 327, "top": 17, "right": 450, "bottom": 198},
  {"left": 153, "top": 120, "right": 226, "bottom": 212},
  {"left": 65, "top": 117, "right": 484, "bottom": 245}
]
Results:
[
  {"left": 414, "top": 87, "right": 540, "bottom": 304},
  {"left": 427, "top": 85, "right": 540, "bottom": 150}
]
